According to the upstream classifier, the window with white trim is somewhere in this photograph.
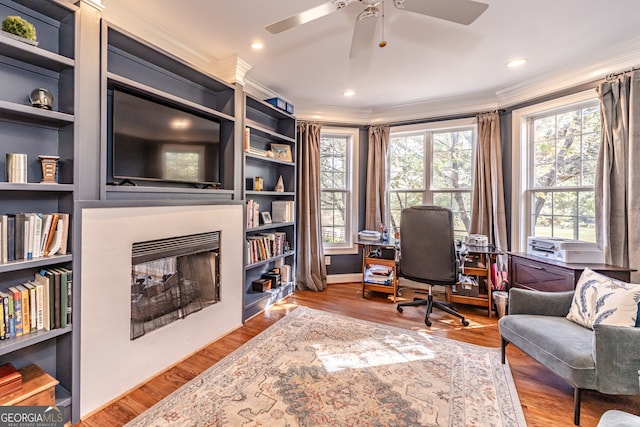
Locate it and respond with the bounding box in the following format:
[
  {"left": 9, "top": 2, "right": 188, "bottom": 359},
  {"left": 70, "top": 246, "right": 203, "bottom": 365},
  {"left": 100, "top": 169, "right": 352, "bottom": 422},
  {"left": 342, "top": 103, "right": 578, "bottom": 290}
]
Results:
[
  {"left": 320, "top": 127, "right": 359, "bottom": 254},
  {"left": 387, "top": 119, "right": 475, "bottom": 240},
  {"left": 512, "top": 90, "right": 600, "bottom": 250}
]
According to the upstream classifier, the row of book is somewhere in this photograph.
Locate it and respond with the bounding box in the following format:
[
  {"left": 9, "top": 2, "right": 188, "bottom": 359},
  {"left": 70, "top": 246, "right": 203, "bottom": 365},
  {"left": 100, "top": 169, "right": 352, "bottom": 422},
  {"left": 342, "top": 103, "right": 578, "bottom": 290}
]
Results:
[
  {"left": 0, "top": 213, "right": 70, "bottom": 264},
  {"left": 271, "top": 200, "right": 295, "bottom": 223},
  {"left": 246, "top": 232, "right": 289, "bottom": 264},
  {"left": 246, "top": 200, "right": 295, "bottom": 229},
  {"left": 0, "top": 267, "right": 72, "bottom": 340}
]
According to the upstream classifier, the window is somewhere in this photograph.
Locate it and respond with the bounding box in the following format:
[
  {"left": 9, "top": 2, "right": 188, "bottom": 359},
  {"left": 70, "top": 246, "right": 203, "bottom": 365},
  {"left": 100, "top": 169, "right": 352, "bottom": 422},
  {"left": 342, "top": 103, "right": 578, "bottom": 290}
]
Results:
[
  {"left": 512, "top": 90, "right": 600, "bottom": 250},
  {"left": 387, "top": 119, "right": 475, "bottom": 240},
  {"left": 162, "top": 144, "right": 205, "bottom": 182},
  {"left": 320, "top": 127, "right": 359, "bottom": 254}
]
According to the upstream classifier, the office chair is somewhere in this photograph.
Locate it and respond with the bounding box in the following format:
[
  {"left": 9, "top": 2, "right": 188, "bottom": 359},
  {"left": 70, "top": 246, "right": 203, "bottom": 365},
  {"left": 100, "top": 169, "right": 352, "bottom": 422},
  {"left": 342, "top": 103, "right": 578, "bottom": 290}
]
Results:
[{"left": 396, "top": 205, "right": 469, "bottom": 327}]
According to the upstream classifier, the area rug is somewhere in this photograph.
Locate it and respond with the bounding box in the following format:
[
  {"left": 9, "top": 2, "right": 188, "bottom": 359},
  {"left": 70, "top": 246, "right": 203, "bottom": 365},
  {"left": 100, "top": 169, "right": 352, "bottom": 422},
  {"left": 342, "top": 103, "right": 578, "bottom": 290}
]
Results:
[{"left": 126, "top": 307, "right": 526, "bottom": 426}]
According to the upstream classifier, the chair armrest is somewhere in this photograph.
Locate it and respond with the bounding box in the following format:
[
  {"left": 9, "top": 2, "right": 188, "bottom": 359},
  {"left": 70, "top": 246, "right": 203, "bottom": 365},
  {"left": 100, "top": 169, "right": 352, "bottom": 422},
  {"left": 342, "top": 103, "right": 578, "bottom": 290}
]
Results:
[
  {"left": 507, "top": 288, "right": 574, "bottom": 316},
  {"left": 593, "top": 324, "right": 640, "bottom": 395}
]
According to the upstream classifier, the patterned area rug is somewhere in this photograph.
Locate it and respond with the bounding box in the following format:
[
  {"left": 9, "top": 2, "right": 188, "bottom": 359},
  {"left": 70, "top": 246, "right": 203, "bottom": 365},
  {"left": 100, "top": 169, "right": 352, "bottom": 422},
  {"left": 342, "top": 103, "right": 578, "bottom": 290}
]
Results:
[{"left": 126, "top": 307, "right": 526, "bottom": 426}]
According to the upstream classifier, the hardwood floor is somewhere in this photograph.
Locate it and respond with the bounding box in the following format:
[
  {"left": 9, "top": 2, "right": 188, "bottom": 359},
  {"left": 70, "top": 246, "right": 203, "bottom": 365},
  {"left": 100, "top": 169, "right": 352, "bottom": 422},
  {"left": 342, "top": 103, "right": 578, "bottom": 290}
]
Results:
[{"left": 75, "top": 283, "right": 639, "bottom": 427}]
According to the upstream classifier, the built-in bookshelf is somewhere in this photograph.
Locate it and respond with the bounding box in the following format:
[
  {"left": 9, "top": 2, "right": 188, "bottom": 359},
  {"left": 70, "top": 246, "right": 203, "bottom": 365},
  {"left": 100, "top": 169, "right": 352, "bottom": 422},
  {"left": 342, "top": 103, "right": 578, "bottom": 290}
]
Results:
[
  {"left": 0, "top": 0, "right": 77, "bottom": 421},
  {"left": 243, "top": 95, "right": 297, "bottom": 321},
  {"left": 102, "top": 23, "right": 237, "bottom": 200}
]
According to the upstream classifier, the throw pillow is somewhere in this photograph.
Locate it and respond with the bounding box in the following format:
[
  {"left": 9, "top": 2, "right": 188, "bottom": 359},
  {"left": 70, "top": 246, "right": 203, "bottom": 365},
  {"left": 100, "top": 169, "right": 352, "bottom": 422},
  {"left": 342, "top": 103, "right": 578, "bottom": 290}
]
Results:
[{"left": 566, "top": 268, "right": 640, "bottom": 329}]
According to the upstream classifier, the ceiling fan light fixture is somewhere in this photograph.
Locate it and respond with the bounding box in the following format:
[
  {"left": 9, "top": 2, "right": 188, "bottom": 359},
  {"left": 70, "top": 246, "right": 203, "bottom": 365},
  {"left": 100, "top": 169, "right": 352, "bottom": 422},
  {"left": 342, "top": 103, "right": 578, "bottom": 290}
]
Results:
[
  {"left": 251, "top": 41, "right": 264, "bottom": 50},
  {"left": 507, "top": 58, "right": 527, "bottom": 68},
  {"left": 343, "top": 90, "right": 355, "bottom": 97}
]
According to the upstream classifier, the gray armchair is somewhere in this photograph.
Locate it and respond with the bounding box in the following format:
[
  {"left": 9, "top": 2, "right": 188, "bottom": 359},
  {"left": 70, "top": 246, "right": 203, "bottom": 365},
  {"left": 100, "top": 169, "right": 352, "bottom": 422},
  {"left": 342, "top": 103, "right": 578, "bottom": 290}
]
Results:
[
  {"left": 499, "top": 288, "right": 640, "bottom": 425},
  {"left": 395, "top": 205, "right": 469, "bottom": 327}
]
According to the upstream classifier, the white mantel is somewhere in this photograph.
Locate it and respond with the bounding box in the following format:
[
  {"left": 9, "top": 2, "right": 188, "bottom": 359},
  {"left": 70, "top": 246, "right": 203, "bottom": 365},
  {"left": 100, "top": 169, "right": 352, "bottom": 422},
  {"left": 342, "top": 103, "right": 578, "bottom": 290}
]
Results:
[{"left": 79, "top": 204, "right": 243, "bottom": 417}]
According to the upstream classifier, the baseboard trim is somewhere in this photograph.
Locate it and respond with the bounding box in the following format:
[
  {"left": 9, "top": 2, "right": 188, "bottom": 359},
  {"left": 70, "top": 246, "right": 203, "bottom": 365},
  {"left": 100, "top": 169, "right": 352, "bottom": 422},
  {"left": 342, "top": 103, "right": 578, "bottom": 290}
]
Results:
[{"left": 327, "top": 273, "right": 361, "bottom": 284}]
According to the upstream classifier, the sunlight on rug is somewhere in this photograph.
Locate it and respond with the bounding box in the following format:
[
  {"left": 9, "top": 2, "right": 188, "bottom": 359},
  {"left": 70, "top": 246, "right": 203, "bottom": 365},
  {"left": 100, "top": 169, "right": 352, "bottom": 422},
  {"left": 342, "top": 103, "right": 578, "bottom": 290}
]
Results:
[{"left": 126, "top": 307, "right": 526, "bottom": 426}]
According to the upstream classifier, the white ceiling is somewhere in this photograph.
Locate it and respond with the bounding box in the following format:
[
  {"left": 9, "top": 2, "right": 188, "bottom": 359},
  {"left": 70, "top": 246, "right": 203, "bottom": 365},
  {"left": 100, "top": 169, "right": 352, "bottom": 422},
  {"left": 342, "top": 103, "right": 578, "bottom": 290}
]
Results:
[{"left": 101, "top": 0, "right": 640, "bottom": 123}]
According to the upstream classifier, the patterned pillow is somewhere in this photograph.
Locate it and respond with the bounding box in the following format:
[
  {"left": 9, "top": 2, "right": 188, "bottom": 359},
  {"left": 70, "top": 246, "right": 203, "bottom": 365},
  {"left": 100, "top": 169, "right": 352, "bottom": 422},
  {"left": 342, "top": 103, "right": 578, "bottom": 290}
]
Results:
[{"left": 566, "top": 268, "right": 640, "bottom": 329}]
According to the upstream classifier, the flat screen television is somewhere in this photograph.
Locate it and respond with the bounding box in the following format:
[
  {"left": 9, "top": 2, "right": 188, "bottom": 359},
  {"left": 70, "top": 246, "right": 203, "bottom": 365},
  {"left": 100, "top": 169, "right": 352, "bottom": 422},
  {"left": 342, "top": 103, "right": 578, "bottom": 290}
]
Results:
[{"left": 110, "top": 88, "right": 221, "bottom": 187}]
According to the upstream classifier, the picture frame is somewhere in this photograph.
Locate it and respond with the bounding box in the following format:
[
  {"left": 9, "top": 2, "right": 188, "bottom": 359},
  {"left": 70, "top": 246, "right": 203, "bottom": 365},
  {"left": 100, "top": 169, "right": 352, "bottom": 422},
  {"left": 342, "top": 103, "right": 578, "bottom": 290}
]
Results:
[
  {"left": 261, "top": 211, "right": 272, "bottom": 224},
  {"left": 270, "top": 143, "right": 292, "bottom": 162}
]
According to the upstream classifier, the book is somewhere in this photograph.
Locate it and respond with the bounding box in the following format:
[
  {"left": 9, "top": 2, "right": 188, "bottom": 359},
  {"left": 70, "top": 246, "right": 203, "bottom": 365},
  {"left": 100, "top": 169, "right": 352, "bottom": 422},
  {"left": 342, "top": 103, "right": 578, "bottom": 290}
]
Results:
[
  {"left": 7, "top": 287, "right": 22, "bottom": 337},
  {"left": 24, "top": 282, "right": 37, "bottom": 332},
  {"left": 6, "top": 215, "right": 15, "bottom": 262},
  {"left": 0, "top": 292, "right": 8, "bottom": 339},
  {"left": 44, "top": 217, "right": 63, "bottom": 257},
  {"left": 0, "top": 291, "right": 15, "bottom": 338},
  {"left": 13, "top": 214, "right": 26, "bottom": 261},
  {"left": 42, "top": 214, "right": 59, "bottom": 256},
  {"left": 34, "top": 272, "right": 50, "bottom": 331},
  {"left": 15, "top": 285, "right": 30, "bottom": 334},
  {"left": 42, "top": 269, "right": 56, "bottom": 329},
  {"left": 0, "top": 215, "right": 7, "bottom": 264},
  {"left": 51, "top": 268, "right": 69, "bottom": 328},
  {"left": 0, "top": 296, "right": 5, "bottom": 340},
  {"left": 45, "top": 269, "right": 61, "bottom": 329},
  {"left": 38, "top": 214, "right": 53, "bottom": 257},
  {"left": 56, "top": 213, "right": 70, "bottom": 255}
]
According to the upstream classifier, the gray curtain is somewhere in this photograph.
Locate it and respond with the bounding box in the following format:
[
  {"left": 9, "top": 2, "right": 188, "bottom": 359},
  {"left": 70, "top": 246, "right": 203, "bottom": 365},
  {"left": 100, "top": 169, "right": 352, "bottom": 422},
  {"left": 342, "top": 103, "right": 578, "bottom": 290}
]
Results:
[
  {"left": 471, "top": 112, "right": 508, "bottom": 265},
  {"left": 365, "top": 125, "right": 390, "bottom": 230},
  {"left": 296, "top": 121, "right": 327, "bottom": 291},
  {"left": 595, "top": 70, "right": 640, "bottom": 282}
]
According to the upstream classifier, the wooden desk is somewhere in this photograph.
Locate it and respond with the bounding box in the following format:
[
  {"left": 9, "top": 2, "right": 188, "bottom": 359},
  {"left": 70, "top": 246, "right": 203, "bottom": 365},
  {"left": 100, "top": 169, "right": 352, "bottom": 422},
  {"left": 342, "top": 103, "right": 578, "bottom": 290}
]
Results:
[
  {"left": 357, "top": 238, "right": 398, "bottom": 302},
  {"left": 508, "top": 252, "right": 634, "bottom": 291},
  {"left": 447, "top": 244, "right": 503, "bottom": 318}
]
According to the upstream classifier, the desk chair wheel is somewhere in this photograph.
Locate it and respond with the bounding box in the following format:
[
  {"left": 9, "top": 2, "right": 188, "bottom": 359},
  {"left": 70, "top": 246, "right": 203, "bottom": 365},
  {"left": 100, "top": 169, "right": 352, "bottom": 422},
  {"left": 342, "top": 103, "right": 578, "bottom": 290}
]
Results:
[
  {"left": 462, "top": 319, "right": 470, "bottom": 326},
  {"left": 425, "top": 318, "right": 432, "bottom": 327},
  {"left": 397, "top": 306, "right": 403, "bottom": 313}
]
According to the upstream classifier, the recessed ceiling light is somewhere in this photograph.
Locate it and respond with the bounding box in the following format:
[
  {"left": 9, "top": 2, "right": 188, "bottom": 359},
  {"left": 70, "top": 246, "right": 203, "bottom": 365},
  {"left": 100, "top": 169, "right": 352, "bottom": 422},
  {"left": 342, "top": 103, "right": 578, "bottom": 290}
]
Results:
[
  {"left": 507, "top": 58, "right": 527, "bottom": 68},
  {"left": 170, "top": 119, "right": 191, "bottom": 130},
  {"left": 343, "top": 90, "right": 355, "bottom": 97},
  {"left": 251, "top": 41, "right": 264, "bottom": 50}
]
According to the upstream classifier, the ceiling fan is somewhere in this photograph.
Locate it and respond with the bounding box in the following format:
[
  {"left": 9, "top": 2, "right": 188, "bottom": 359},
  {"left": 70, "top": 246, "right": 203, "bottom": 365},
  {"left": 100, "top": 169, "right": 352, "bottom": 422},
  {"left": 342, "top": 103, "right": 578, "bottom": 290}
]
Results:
[{"left": 266, "top": 0, "right": 489, "bottom": 58}]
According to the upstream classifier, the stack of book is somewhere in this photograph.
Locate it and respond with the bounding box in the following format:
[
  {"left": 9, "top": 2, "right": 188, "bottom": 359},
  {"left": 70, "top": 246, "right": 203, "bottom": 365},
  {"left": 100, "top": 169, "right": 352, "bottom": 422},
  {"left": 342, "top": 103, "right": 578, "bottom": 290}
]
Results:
[
  {"left": 0, "top": 213, "right": 70, "bottom": 264},
  {"left": 246, "top": 232, "right": 288, "bottom": 264},
  {"left": 364, "top": 263, "right": 394, "bottom": 286},
  {"left": 0, "top": 268, "right": 72, "bottom": 340},
  {"left": 358, "top": 230, "right": 381, "bottom": 241}
]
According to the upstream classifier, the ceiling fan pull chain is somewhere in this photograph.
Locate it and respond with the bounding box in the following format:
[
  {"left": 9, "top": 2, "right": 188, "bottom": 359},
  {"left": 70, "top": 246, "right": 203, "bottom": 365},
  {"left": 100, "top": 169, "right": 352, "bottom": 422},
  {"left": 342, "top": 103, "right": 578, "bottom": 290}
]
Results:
[{"left": 380, "top": 0, "right": 387, "bottom": 48}]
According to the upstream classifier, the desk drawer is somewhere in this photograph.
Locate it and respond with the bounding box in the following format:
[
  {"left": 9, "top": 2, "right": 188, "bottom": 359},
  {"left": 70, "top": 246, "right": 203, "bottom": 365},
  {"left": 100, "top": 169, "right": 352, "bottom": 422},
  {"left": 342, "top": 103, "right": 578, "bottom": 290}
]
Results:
[{"left": 510, "top": 257, "right": 574, "bottom": 292}]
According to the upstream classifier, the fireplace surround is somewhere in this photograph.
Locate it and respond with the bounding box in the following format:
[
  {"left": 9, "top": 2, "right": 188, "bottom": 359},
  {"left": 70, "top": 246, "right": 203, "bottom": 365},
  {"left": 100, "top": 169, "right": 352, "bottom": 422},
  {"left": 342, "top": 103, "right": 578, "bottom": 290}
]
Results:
[{"left": 80, "top": 204, "right": 243, "bottom": 417}]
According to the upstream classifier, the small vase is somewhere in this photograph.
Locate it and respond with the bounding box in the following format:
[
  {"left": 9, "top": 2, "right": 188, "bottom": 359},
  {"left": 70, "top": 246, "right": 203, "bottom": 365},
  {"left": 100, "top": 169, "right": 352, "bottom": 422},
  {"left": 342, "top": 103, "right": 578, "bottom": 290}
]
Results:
[{"left": 274, "top": 175, "right": 284, "bottom": 192}]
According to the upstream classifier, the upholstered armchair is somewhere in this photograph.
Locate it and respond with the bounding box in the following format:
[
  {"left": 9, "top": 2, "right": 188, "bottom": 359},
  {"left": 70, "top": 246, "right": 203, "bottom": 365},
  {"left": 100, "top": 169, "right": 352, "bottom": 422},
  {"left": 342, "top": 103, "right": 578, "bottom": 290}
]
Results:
[{"left": 499, "top": 286, "right": 640, "bottom": 425}]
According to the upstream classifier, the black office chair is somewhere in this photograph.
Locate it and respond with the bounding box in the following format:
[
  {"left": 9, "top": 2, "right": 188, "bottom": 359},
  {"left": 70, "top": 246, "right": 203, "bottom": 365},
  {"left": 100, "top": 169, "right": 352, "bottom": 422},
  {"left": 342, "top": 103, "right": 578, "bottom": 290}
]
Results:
[{"left": 396, "top": 205, "right": 469, "bottom": 327}]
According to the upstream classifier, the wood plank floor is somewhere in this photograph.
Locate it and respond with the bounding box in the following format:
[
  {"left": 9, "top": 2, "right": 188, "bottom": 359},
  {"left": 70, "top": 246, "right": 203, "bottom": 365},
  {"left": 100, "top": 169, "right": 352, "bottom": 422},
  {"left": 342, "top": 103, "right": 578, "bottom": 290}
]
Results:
[{"left": 75, "top": 283, "right": 640, "bottom": 426}]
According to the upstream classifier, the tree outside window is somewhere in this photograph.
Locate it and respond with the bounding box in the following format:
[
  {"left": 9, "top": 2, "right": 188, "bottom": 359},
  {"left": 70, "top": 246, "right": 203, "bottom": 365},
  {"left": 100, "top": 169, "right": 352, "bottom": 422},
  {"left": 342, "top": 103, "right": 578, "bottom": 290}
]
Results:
[
  {"left": 528, "top": 102, "right": 599, "bottom": 241},
  {"left": 320, "top": 128, "right": 358, "bottom": 253},
  {"left": 387, "top": 121, "right": 475, "bottom": 240}
]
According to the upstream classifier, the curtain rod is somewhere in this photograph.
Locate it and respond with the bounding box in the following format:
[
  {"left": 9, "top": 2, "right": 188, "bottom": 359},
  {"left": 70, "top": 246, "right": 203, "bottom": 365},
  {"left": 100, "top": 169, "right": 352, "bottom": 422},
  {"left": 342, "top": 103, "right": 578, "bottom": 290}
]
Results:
[{"left": 605, "top": 65, "right": 640, "bottom": 81}]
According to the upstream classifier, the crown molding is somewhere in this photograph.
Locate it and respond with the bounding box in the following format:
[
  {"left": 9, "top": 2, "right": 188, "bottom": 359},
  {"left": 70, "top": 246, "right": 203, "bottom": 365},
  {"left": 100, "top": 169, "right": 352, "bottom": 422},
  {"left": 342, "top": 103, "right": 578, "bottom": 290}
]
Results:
[
  {"left": 214, "top": 56, "right": 252, "bottom": 85},
  {"left": 495, "top": 37, "right": 640, "bottom": 108},
  {"left": 80, "top": 0, "right": 105, "bottom": 11},
  {"left": 100, "top": 7, "right": 216, "bottom": 75}
]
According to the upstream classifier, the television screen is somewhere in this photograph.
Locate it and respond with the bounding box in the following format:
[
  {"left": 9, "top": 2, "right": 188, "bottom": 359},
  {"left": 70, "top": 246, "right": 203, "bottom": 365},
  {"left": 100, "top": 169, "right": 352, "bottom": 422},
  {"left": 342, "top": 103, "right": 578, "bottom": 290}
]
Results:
[{"left": 111, "top": 89, "right": 221, "bottom": 186}]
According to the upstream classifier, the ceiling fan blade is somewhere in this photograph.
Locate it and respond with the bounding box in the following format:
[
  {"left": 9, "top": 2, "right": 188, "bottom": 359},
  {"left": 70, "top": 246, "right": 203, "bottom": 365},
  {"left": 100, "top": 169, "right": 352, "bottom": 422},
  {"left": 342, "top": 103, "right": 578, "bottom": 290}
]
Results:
[
  {"left": 395, "top": 0, "right": 488, "bottom": 25},
  {"left": 266, "top": 1, "right": 346, "bottom": 34},
  {"left": 349, "top": 9, "right": 378, "bottom": 59}
]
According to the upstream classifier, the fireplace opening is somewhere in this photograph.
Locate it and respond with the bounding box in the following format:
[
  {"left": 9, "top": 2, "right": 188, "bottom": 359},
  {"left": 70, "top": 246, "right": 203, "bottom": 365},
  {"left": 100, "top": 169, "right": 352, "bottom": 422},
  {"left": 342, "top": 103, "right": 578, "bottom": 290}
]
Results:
[{"left": 130, "top": 231, "right": 220, "bottom": 340}]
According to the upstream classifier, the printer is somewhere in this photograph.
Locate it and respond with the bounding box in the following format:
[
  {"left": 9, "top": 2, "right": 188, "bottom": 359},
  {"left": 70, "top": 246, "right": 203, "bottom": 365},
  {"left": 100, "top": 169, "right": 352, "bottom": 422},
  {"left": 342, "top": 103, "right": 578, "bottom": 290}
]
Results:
[{"left": 527, "top": 237, "right": 604, "bottom": 263}]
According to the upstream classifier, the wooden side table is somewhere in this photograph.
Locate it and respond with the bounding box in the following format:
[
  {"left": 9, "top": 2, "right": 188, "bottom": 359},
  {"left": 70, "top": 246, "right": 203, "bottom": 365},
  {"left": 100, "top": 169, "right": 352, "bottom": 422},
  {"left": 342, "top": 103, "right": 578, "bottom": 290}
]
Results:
[{"left": 357, "top": 238, "right": 398, "bottom": 302}]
